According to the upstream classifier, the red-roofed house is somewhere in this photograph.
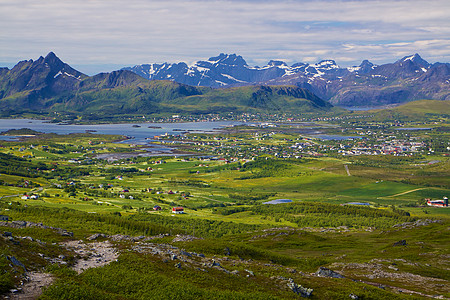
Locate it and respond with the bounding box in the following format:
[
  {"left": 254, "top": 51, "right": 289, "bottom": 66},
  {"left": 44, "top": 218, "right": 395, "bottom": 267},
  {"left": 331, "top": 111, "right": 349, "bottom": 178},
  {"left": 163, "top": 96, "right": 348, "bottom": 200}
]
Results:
[{"left": 172, "top": 207, "right": 184, "bottom": 214}]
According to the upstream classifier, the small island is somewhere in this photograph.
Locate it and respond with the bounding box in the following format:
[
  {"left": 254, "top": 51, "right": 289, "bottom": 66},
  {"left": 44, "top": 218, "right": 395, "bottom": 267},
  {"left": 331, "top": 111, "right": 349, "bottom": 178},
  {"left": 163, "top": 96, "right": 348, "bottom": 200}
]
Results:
[{"left": 0, "top": 128, "right": 43, "bottom": 136}]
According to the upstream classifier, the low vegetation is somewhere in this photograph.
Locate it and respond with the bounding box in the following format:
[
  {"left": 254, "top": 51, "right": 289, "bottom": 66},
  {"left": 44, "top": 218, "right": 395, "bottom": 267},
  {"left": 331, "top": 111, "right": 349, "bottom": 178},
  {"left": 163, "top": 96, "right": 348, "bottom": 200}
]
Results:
[{"left": 0, "top": 104, "right": 449, "bottom": 299}]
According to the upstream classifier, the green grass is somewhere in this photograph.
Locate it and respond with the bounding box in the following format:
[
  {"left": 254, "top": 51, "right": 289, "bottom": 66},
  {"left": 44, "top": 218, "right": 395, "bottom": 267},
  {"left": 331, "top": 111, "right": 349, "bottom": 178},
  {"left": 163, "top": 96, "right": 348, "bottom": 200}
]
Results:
[{"left": 0, "top": 124, "right": 449, "bottom": 299}]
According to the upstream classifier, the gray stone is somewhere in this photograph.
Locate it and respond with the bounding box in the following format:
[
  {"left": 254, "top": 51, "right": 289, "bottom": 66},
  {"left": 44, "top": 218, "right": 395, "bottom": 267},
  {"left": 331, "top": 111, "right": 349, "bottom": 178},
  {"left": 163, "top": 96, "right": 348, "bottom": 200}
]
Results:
[
  {"left": 180, "top": 250, "right": 192, "bottom": 257},
  {"left": 287, "top": 278, "right": 313, "bottom": 297},
  {"left": 212, "top": 260, "right": 220, "bottom": 267},
  {"left": 7, "top": 256, "right": 26, "bottom": 271},
  {"left": 316, "top": 267, "right": 345, "bottom": 278},
  {"left": 393, "top": 240, "right": 407, "bottom": 246},
  {"left": 87, "top": 233, "right": 109, "bottom": 240}
]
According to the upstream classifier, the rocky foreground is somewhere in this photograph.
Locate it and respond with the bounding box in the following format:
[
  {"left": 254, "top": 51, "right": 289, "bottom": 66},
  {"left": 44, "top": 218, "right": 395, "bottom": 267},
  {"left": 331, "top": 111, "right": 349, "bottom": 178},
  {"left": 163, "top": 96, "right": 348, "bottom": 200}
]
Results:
[{"left": 1, "top": 220, "right": 448, "bottom": 299}]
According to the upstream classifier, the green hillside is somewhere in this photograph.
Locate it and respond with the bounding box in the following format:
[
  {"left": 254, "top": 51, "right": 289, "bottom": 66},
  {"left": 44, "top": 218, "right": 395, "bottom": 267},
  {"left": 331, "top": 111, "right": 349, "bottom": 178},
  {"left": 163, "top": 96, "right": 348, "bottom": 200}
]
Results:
[
  {"left": 371, "top": 100, "right": 450, "bottom": 120},
  {"left": 1, "top": 82, "right": 333, "bottom": 117}
]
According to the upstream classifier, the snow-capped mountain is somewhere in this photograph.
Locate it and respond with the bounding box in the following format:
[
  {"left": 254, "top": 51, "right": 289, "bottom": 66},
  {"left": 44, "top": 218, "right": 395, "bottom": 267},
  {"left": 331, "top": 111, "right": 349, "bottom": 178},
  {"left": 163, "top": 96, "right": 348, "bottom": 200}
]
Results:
[
  {"left": 124, "top": 53, "right": 449, "bottom": 106},
  {"left": 0, "top": 52, "right": 87, "bottom": 101},
  {"left": 123, "top": 53, "right": 372, "bottom": 88}
]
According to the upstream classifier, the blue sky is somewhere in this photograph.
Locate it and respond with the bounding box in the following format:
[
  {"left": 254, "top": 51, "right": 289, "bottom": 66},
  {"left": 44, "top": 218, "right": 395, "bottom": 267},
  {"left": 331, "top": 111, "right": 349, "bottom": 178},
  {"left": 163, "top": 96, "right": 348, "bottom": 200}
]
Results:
[{"left": 1, "top": 0, "right": 449, "bottom": 75}]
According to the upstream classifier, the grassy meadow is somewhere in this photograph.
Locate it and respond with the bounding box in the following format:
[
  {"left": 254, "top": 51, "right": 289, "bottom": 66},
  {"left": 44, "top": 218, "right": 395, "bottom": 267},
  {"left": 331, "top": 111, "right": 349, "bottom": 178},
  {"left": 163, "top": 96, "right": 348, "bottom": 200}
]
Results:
[{"left": 0, "top": 110, "right": 449, "bottom": 299}]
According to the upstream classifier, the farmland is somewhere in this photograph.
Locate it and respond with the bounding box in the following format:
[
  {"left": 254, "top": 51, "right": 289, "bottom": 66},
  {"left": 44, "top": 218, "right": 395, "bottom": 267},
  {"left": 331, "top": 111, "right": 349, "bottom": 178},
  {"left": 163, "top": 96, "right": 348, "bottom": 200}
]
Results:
[{"left": 0, "top": 106, "right": 449, "bottom": 299}]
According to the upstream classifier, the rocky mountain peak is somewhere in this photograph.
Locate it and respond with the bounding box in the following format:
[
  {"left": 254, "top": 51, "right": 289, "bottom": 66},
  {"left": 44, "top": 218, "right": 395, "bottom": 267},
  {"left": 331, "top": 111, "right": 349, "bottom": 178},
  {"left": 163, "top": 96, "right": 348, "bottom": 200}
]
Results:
[
  {"left": 268, "top": 60, "right": 287, "bottom": 67},
  {"left": 357, "top": 60, "right": 376, "bottom": 73},
  {"left": 313, "top": 60, "right": 339, "bottom": 70},
  {"left": 121, "top": 53, "right": 448, "bottom": 106},
  {"left": 207, "top": 53, "right": 247, "bottom": 66},
  {"left": 399, "top": 53, "right": 430, "bottom": 68}
]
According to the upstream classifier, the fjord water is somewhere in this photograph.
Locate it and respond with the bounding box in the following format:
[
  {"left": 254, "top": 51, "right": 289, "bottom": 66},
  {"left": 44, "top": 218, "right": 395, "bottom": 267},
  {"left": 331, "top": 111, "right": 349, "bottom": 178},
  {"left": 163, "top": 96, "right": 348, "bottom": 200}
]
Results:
[
  {"left": 0, "top": 119, "right": 243, "bottom": 143},
  {"left": 0, "top": 119, "right": 362, "bottom": 142}
]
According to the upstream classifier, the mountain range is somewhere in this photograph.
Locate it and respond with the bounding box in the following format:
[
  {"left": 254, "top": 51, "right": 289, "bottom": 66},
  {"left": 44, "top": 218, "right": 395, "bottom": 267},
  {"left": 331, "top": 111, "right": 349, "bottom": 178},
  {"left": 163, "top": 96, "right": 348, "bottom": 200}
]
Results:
[
  {"left": 123, "top": 53, "right": 450, "bottom": 106},
  {"left": 0, "top": 52, "right": 331, "bottom": 118},
  {"left": 0, "top": 52, "right": 448, "bottom": 119}
]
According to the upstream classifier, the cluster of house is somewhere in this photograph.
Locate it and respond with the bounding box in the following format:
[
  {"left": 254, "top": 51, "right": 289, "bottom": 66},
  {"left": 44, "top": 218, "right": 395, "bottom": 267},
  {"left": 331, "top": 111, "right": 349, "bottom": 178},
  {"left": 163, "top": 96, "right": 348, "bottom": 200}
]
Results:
[
  {"left": 337, "top": 139, "right": 427, "bottom": 156},
  {"left": 152, "top": 205, "right": 185, "bottom": 214},
  {"left": 21, "top": 194, "right": 39, "bottom": 200},
  {"left": 426, "top": 197, "right": 448, "bottom": 207}
]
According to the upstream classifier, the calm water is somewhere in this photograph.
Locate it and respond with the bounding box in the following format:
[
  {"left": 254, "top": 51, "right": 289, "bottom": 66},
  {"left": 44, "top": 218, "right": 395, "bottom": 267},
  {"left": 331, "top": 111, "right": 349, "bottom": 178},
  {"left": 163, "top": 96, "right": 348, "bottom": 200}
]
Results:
[
  {"left": 340, "top": 104, "right": 400, "bottom": 111},
  {"left": 0, "top": 119, "right": 359, "bottom": 143},
  {"left": 263, "top": 199, "right": 293, "bottom": 205},
  {"left": 396, "top": 127, "right": 432, "bottom": 131},
  {"left": 0, "top": 119, "right": 243, "bottom": 143}
]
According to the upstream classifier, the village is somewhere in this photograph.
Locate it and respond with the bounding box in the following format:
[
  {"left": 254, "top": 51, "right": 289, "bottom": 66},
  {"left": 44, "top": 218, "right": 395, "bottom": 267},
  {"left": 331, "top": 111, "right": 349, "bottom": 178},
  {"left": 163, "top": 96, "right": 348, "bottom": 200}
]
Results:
[{"left": 153, "top": 122, "right": 440, "bottom": 160}]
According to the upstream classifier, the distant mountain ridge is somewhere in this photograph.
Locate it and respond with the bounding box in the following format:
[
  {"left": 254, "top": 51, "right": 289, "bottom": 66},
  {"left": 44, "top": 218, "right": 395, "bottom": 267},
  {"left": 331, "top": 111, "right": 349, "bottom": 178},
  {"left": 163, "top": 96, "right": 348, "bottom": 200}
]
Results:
[
  {"left": 0, "top": 53, "right": 332, "bottom": 117},
  {"left": 123, "top": 53, "right": 450, "bottom": 106}
]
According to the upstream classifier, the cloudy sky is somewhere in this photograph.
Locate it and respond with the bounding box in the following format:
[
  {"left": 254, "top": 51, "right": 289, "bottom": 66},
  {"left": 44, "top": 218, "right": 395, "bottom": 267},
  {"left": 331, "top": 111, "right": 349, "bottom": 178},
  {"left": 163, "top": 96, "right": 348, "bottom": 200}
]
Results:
[{"left": 1, "top": 0, "right": 449, "bottom": 75}]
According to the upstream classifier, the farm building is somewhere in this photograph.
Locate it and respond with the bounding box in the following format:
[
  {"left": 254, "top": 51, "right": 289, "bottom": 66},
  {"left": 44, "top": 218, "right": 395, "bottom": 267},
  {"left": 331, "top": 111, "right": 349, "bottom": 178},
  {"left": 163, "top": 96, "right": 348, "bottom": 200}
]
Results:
[
  {"left": 153, "top": 205, "right": 161, "bottom": 211},
  {"left": 427, "top": 197, "right": 448, "bottom": 207},
  {"left": 172, "top": 207, "right": 184, "bottom": 214}
]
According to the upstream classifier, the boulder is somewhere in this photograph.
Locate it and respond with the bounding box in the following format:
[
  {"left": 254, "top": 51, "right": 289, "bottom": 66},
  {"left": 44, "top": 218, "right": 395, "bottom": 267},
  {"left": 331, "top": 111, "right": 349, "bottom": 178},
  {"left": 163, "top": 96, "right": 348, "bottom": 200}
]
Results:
[
  {"left": 393, "top": 240, "right": 407, "bottom": 246},
  {"left": 287, "top": 278, "right": 313, "bottom": 297},
  {"left": 316, "top": 267, "right": 345, "bottom": 278}
]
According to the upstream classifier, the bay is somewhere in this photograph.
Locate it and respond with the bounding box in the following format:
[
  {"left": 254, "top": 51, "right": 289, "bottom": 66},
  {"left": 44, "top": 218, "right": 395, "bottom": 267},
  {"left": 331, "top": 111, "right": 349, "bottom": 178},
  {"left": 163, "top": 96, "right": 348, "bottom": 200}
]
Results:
[{"left": 0, "top": 119, "right": 244, "bottom": 144}]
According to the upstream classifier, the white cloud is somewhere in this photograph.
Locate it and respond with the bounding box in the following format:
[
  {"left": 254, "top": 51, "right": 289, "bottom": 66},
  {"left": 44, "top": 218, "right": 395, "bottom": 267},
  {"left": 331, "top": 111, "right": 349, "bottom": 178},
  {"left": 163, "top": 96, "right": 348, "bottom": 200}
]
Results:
[{"left": 0, "top": 0, "right": 449, "bottom": 74}]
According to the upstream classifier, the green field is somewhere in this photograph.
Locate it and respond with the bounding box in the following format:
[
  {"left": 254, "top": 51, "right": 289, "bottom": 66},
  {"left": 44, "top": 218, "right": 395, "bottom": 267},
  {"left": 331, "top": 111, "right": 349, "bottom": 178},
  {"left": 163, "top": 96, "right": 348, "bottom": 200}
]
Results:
[{"left": 0, "top": 109, "right": 449, "bottom": 299}]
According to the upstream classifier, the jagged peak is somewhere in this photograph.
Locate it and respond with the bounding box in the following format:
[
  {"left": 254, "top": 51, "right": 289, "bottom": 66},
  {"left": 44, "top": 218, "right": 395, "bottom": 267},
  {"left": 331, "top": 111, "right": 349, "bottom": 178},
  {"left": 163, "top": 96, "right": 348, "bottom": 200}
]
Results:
[
  {"left": 402, "top": 53, "right": 421, "bottom": 61},
  {"left": 45, "top": 51, "right": 58, "bottom": 60},
  {"left": 43, "top": 52, "right": 64, "bottom": 67},
  {"left": 398, "top": 53, "right": 430, "bottom": 67},
  {"left": 207, "top": 53, "right": 247, "bottom": 66},
  {"left": 359, "top": 60, "right": 374, "bottom": 67},
  {"left": 267, "top": 60, "right": 287, "bottom": 67},
  {"left": 314, "top": 60, "right": 339, "bottom": 69},
  {"left": 291, "top": 62, "right": 308, "bottom": 68}
]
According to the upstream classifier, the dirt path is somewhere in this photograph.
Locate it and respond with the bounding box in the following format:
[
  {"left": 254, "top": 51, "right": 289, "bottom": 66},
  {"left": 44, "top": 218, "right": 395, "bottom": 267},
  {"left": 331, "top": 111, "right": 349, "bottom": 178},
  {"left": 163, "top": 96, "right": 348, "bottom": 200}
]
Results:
[
  {"left": 344, "top": 165, "right": 351, "bottom": 176},
  {"left": 7, "top": 272, "right": 53, "bottom": 300},
  {"left": 387, "top": 187, "right": 427, "bottom": 198}
]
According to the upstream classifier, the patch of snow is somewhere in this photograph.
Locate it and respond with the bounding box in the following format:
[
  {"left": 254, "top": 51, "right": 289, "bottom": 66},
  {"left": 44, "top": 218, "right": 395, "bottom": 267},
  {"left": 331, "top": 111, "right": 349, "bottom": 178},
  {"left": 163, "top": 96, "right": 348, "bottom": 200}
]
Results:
[
  {"left": 313, "top": 60, "right": 339, "bottom": 69},
  {"left": 282, "top": 69, "right": 295, "bottom": 76},
  {"left": 215, "top": 80, "right": 227, "bottom": 86},
  {"left": 148, "top": 64, "right": 157, "bottom": 75},
  {"left": 53, "top": 71, "right": 62, "bottom": 78},
  {"left": 195, "top": 66, "right": 210, "bottom": 73},
  {"left": 64, "top": 72, "right": 81, "bottom": 80},
  {"left": 222, "top": 73, "right": 248, "bottom": 83},
  {"left": 347, "top": 67, "right": 360, "bottom": 73},
  {"left": 313, "top": 69, "right": 325, "bottom": 78},
  {"left": 421, "top": 67, "right": 428, "bottom": 72},
  {"left": 185, "top": 68, "right": 196, "bottom": 75}
]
